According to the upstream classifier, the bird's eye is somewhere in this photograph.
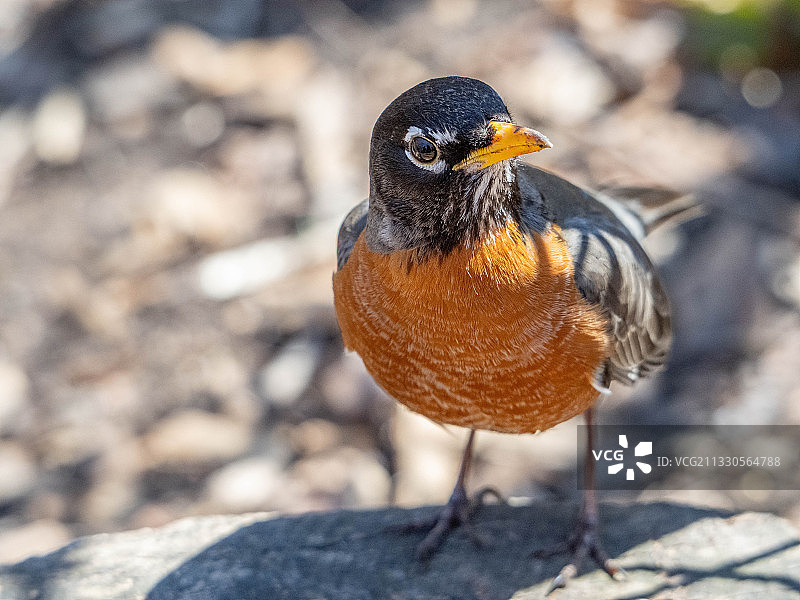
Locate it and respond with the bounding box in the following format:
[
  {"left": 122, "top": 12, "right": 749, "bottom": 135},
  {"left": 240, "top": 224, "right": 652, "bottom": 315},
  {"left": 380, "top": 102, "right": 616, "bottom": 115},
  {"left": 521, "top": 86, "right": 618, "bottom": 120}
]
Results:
[{"left": 409, "top": 136, "right": 438, "bottom": 163}]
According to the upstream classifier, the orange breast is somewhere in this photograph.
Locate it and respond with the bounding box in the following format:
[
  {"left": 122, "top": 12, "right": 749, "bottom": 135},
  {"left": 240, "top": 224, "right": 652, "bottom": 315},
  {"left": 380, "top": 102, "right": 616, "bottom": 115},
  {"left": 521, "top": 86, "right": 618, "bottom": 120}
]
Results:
[{"left": 332, "top": 222, "right": 610, "bottom": 434}]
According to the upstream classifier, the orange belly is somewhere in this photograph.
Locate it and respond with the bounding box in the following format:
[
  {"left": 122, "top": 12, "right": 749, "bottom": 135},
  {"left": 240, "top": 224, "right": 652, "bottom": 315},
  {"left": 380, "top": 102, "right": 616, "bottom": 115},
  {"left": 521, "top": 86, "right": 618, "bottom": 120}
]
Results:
[{"left": 332, "top": 222, "right": 609, "bottom": 434}]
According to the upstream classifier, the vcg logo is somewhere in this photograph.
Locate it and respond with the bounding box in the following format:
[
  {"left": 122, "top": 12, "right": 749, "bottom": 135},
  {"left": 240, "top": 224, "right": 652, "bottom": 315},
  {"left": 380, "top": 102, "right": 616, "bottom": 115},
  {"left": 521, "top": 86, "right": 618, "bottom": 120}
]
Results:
[{"left": 592, "top": 434, "right": 653, "bottom": 480}]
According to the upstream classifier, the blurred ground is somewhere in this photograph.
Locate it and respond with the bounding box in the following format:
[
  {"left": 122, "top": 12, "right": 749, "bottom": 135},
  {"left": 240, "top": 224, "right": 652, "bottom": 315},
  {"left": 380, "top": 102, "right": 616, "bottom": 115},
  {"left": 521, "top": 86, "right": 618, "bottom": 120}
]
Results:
[{"left": 0, "top": 0, "right": 798, "bottom": 565}]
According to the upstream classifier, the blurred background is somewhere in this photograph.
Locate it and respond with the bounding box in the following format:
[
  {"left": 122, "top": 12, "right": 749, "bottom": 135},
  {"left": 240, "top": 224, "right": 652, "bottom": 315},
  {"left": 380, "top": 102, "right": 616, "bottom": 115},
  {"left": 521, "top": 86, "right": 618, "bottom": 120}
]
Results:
[{"left": 0, "top": 0, "right": 799, "bottom": 565}]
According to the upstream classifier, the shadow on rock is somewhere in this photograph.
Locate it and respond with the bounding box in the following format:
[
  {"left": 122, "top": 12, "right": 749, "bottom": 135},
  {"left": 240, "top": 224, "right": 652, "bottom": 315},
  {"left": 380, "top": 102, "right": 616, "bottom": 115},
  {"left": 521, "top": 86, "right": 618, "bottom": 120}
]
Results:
[{"left": 145, "top": 501, "right": 742, "bottom": 600}]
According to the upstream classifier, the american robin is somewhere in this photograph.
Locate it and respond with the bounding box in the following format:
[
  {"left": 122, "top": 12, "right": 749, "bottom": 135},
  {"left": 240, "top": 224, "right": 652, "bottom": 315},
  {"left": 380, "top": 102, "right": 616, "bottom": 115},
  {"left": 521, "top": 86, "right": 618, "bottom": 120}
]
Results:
[{"left": 332, "top": 76, "right": 685, "bottom": 590}]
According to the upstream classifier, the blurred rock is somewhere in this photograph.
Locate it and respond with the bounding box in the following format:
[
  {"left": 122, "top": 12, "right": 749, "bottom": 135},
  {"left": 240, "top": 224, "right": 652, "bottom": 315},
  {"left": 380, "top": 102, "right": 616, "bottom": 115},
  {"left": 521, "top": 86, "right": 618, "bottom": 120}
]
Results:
[
  {"left": 319, "top": 352, "right": 383, "bottom": 418},
  {"left": 289, "top": 418, "right": 343, "bottom": 456},
  {"left": 342, "top": 449, "right": 392, "bottom": 508},
  {"left": 75, "top": 0, "right": 161, "bottom": 58},
  {"left": 81, "top": 479, "right": 140, "bottom": 530},
  {"left": 358, "top": 48, "right": 430, "bottom": 103},
  {"left": 191, "top": 350, "right": 256, "bottom": 420},
  {"left": 0, "top": 441, "right": 37, "bottom": 504},
  {"left": 218, "top": 126, "right": 297, "bottom": 183},
  {"left": 195, "top": 218, "right": 339, "bottom": 300},
  {"left": 293, "top": 67, "right": 364, "bottom": 217},
  {"left": 290, "top": 446, "right": 391, "bottom": 508},
  {"left": 147, "top": 167, "right": 253, "bottom": 247},
  {"left": 69, "top": 277, "right": 135, "bottom": 339},
  {"left": 429, "top": 0, "right": 478, "bottom": 27},
  {"left": 37, "top": 416, "right": 121, "bottom": 471},
  {"left": 759, "top": 237, "right": 800, "bottom": 310},
  {"left": 716, "top": 320, "right": 800, "bottom": 425},
  {"left": 502, "top": 34, "right": 616, "bottom": 125},
  {"left": 0, "top": 108, "right": 32, "bottom": 205},
  {"left": 31, "top": 87, "right": 86, "bottom": 164},
  {"left": 127, "top": 502, "right": 184, "bottom": 531},
  {"left": 151, "top": 27, "right": 315, "bottom": 115},
  {"left": 205, "top": 456, "right": 285, "bottom": 513},
  {"left": 741, "top": 67, "right": 783, "bottom": 109},
  {"left": 143, "top": 410, "right": 252, "bottom": 466},
  {"left": 25, "top": 492, "right": 68, "bottom": 524},
  {"left": 591, "top": 105, "right": 735, "bottom": 188},
  {"left": 257, "top": 335, "right": 322, "bottom": 408},
  {"left": 576, "top": 3, "right": 683, "bottom": 74},
  {"left": 82, "top": 53, "right": 180, "bottom": 134},
  {"left": 220, "top": 297, "right": 267, "bottom": 335},
  {"left": 216, "top": 126, "right": 306, "bottom": 220},
  {"left": 0, "top": 358, "right": 29, "bottom": 435},
  {"left": 149, "top": 26, "right": 222, "bottom": 90},
  {"left": 392, "top": 409, "right": 464, "bottom": 506},
  {"left": 0, "top": 0, "right": 29, "bottom": 54},
  {"left": 198, "top": 238, "right": 290, "bottom": 300},
  {"left": 475, "top": 423, "right": 581, "bottom": 495},
  {"left": 81, "top": 435, "right": 145, "bottom": 527},
  {"left": 0, "top": 518, "right": 72, "bottom": 565},
  {"left": 179, "top": 101, "right": 225, "bottom": 148}
]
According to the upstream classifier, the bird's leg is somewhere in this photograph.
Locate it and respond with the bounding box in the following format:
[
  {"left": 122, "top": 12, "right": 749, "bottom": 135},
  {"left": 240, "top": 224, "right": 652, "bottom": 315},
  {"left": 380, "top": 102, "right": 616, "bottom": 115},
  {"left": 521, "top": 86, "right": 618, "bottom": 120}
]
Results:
[
  {"left": 545, "top": 406, "right": 623, "bottom": 595},
  {"left": 414, "top": 429, "right": 501, "bottom": 561}
]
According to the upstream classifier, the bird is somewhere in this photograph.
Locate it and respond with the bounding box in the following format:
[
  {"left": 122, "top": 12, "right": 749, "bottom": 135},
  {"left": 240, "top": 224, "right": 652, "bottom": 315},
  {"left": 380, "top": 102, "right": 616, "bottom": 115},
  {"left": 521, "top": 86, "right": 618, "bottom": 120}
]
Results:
[{"left": 332, "top": 76, "right": 686, "bottom": 591}]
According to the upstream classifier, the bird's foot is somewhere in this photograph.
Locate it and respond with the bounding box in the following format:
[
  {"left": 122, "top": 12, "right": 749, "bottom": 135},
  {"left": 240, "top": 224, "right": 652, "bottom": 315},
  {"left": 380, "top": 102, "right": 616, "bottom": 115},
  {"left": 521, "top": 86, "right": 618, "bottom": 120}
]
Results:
[
  {"left": 417, "top": 486, "right": 502, "bottom": 561},
  {"left": 534, "top": 514, "right": 624, "bottom": 595},
  {"left": 394, "top": 486, "right": 503, "bottom": 561}
]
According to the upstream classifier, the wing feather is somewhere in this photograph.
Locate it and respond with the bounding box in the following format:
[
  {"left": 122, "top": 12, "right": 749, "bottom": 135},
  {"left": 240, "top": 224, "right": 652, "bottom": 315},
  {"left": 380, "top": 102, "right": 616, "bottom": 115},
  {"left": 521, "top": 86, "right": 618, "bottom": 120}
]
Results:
[
  {"left": 336, "top": 199, "right": 369, "bottom": 270},
  {"left": 518, "top": 165, "right": 672, "bottom": 384}
]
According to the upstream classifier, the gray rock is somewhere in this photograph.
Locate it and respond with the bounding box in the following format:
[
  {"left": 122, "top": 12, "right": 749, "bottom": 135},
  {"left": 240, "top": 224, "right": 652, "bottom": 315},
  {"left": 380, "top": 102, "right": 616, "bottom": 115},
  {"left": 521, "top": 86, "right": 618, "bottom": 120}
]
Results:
[{"left": 1, "top": 502, "right": 798, "bottom": 600}]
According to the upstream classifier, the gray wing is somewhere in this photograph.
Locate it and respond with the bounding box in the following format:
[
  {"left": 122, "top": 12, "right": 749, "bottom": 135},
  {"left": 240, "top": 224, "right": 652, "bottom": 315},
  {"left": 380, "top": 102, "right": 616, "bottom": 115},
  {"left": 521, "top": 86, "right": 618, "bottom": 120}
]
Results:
[
  {"left": 336, "top": 199, "right": 369, "bottom": 270},
  {"left": 518, "top": 165, "right": 672, "bottom": 385}
]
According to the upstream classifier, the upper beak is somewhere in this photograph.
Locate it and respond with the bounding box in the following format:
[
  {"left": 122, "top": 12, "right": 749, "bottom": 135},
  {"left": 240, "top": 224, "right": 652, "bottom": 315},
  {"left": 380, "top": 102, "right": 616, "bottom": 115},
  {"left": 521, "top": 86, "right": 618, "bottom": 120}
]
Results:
[{"left": 452, "top": 120, "right": 552, "bottom": 172}]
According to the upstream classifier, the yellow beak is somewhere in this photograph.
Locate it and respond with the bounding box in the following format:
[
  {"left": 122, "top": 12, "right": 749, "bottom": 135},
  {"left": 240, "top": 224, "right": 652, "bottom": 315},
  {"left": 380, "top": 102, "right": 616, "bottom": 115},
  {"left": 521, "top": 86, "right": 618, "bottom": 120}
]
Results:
[{"left": 452, "top": 120, "right": 552, "bottom": 172}]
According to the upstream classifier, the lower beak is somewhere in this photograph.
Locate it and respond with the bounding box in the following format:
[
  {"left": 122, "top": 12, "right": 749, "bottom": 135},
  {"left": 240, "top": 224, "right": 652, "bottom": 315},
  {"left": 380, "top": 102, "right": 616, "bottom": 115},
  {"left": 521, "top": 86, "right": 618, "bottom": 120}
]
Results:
[{"left": 452, "top": 120, "right": 552, "bottom": 171}]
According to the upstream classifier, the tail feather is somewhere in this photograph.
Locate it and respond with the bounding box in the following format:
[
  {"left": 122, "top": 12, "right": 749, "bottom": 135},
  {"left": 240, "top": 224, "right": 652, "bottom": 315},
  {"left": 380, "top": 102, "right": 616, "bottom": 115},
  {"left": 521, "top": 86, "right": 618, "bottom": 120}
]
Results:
[{"left": 596, "top": 186, "right": 703, "bottom": 239}]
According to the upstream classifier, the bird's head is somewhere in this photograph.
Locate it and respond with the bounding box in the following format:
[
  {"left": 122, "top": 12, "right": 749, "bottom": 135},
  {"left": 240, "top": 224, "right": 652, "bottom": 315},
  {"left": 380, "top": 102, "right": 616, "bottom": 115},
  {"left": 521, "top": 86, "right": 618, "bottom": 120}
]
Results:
[{"left": 366, "top": 76, "right": 551, "bottom": 256}]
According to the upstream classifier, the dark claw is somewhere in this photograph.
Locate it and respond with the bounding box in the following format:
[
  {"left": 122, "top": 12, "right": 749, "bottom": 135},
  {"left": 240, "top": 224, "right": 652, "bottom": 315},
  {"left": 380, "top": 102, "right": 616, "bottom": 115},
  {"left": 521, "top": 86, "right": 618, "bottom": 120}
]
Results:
[
  {"left": 415, "top": 498, "right": 469, "bottom": 561},
  {"left": 538, "top": 514, "right": 621, "bottom": 595},
  {"left": 411, "top": 485, "right": 505, "bottom": 561},
  {"left": 545, "top": 564, "right": 576, "bottom": 596},
  {"left": 471, "top": 486, "right": 503, "bottom": 509}
]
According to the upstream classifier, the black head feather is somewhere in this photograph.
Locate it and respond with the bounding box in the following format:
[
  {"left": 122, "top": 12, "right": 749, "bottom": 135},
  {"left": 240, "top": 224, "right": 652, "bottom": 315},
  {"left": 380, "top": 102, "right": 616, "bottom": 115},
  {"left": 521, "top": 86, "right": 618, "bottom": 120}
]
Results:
[{"left": 365, "top": 76, "right": 524, "bottom": 257}]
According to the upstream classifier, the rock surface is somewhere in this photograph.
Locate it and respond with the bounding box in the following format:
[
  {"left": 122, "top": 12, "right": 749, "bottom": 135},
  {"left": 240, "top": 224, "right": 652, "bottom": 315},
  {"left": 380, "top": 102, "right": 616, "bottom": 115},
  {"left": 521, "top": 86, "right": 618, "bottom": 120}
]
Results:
[{"left": 1, "top": 501, "right": 798, "bottom": 600}]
